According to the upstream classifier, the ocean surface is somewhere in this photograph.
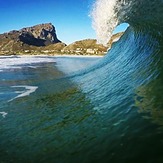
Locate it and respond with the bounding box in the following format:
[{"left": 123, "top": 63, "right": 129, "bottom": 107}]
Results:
[{"left": 1, "top": 0, "right": 163, "bottom": 162}]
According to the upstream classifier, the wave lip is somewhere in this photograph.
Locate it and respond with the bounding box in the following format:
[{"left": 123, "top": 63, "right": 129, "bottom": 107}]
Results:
[{"left": 91, "top": 0, "right": 163, "bottom": 45}]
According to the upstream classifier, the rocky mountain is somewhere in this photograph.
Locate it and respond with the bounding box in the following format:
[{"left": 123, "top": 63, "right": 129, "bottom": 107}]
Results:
[
  {"left": 19, "top": 23, "right": 61, "bottom": 46},
  {"left": 0, "top": 23, "right": 124, "bottom": 55},
  {"left": 0, "top": 23, "right": 62, "bottom": 54}
]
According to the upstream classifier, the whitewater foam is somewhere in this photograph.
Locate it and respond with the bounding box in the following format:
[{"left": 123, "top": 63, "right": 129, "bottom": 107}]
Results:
[
  {"left": 9, "top": 85, "right": 38, "bottom": 102},
  {"left": 0, "top": 56, "right": 56, "bottom": 72},
  {"left": 0, "top": 112, "right": 7, "bottom": 118}
]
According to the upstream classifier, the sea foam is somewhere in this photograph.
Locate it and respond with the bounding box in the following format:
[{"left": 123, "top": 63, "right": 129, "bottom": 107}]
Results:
[
  {"left": 9, "top": 85, "right": 38, "bottom": 102},
  {"left": 0, "top": 112, "right": 8, "bottom": 118},
  {"left": 0, "top": 56, "right": 55, "bottom": 72}
]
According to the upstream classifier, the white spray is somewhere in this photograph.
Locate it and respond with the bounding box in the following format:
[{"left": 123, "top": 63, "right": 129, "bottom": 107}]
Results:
[
  {"left": 91, "top": 0, "right": 163, "bottom": 45},
  {"left": 91, "top": 0, "right": 120, "bottom": 45}
]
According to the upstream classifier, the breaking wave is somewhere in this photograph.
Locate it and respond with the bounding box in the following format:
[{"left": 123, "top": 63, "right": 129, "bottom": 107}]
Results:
[
  {"left": 0, "top": 0, "right": 163, "bottom": 162},
  {"left": 91, "top": 0, "right": 163, "bottom": 45}
]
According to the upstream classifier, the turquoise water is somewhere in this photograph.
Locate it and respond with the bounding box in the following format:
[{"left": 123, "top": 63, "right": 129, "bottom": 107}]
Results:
[
  {"left": 0, "top": 36, "right": 163, "bottom": 163},
  {"left": 1, "top": 0, "right": 163, "bottom": 162},
  {"left": 0, "top": 56, "right": 106, "bottom": 162},
  {"left": 1, "top": 3, "right": 163, "bottom": 161}
]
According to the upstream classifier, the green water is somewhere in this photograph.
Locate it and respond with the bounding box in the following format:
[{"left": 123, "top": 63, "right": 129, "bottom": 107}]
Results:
[{"left": 0, "top": 26, "right": 163, "bottom": 163}]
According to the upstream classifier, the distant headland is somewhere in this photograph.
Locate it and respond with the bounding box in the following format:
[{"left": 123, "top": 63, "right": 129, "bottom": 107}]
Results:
[{"left": 0, "top": 23, "right": 123, "bottom": 56}]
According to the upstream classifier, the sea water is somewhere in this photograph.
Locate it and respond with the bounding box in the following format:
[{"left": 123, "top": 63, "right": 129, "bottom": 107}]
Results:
[
  {"left": 1, "top": 0, "right": 163, "bottom": 162},
  {"left": 0, "top": 49, "right": 162, "bottom": 163},
  {"left": 0, "top": 56, "right": 106, "bottom": 162}
]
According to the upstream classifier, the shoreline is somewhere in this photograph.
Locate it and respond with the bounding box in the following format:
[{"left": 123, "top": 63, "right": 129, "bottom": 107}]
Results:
[{"left": 0, "top": 54, "right": 104, "bottom": 58}]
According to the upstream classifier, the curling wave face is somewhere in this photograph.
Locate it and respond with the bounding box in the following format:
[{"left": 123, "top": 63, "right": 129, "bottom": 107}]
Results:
[{"left": 89, "top": 0, "right": 163, "bottom": 127}]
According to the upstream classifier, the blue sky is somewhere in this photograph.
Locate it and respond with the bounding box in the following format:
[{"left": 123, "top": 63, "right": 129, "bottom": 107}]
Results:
[{"left": 0, "top": 0, "right": 128, "bottom": 44}]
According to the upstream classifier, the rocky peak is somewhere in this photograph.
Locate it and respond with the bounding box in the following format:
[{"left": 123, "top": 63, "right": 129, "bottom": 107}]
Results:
[
  {"left": 0, "top": 23, "right": 61, "bottom": 47},
  {"left": 19, "top": 23, "right": 61, "bottom": 46}
]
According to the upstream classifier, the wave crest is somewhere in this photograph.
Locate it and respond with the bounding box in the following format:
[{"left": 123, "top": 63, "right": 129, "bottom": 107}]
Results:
[{"left": 91, "top": 0, "right": 163, "bottom": 45}]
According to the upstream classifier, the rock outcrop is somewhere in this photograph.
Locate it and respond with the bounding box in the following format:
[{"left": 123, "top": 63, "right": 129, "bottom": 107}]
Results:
[
  {"left": 19, "top": 23, "right": 61, "bottom": 46},
  {"left": 0, "top": 23, "right": 61, "bottom": 54}
]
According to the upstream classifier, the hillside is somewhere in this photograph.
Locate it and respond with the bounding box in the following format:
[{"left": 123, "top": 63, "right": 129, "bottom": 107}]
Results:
[
  {"left": 61, "top": 39, "right": 107, "bottom": 55},
  {"left": 0, "top": 23, "right": 62, "bottom": 55},
  {"left": 61, "top": 33, "right": 124, "bottom": 55},
  {"left": 0, "top": 23, "right": 124, "bottom": 55}
]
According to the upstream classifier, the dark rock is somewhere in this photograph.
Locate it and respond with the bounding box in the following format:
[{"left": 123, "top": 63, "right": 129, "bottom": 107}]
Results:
[
  {"left": 19, "top": 32, "right": 46, "bottom": 46},
  {"left": 19, "top": 23, "right": 61, "bottom": 46}
]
